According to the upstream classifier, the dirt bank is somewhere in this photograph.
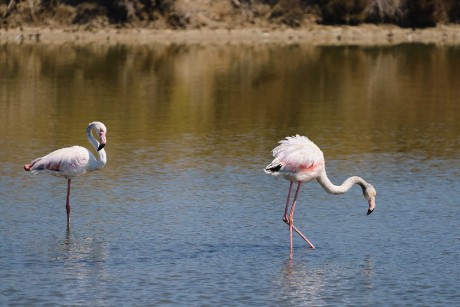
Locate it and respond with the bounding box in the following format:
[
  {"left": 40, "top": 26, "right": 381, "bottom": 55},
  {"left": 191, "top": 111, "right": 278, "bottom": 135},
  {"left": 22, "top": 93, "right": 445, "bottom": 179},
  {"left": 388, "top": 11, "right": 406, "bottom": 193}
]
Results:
[
  {"left": 1, "top": 24, "right": 460, "bottom": 46},
  {"left": 1, "top": 1, "right": 460, "bottom": 46}
]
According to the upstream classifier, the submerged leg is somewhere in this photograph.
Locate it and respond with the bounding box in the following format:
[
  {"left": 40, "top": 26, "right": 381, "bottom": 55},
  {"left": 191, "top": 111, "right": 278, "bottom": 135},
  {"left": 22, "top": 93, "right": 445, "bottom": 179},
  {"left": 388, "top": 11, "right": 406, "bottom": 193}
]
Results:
[
  {"left": 66, "top": 179, "right": 71, "bottom": 226},
  {"left": 289, "top": 220, "right": 294, "bottom": 259},
  {"left": 287, "top": 182, "right": 316, "bottom": 250},
  {"left": 288, "top": 182, "right": 302, "bottom": 258}
]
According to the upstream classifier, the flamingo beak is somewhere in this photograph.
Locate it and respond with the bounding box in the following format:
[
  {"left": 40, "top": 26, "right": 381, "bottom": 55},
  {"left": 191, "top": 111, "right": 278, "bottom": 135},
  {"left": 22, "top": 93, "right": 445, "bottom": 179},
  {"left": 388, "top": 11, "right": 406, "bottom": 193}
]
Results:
[
  {"left": 367, "top": 197, "right": 376, "bottom": 215},
  {"left": 98, "top": 131, "right": 106, "bottom": 151}
]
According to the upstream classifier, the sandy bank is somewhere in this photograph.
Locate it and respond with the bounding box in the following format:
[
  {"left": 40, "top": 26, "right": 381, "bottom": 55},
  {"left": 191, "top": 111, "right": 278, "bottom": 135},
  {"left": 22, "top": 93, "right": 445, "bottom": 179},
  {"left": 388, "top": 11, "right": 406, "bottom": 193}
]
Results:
[{"left": 1, "top": 25, "right": 460, "bottom": 46}]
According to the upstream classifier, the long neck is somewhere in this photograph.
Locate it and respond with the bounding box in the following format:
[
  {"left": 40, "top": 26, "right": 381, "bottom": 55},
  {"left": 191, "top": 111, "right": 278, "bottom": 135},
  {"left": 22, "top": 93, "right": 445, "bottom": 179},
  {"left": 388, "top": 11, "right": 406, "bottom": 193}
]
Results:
[
  {"left": 86, "top": 125, "right": 106, "bottom": 169},
  {"left": 96, "top": 148, "right": 107, "bottom": 169},
  {"left": 316, "top": 168, "right": 367, "bottom": 195}
]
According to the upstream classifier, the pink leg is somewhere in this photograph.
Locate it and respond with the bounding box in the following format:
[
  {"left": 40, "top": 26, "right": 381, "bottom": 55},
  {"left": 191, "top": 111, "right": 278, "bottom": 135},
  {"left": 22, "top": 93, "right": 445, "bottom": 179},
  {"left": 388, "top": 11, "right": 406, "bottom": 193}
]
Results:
[
  {"left": 289, "top": 182, "right": 302, "bottom": 258},
  {"left": 66, "top": 179, "right": 71, "bottom": 226},
  {"left": 283, "top": 181, "right": 294, "bottom": 223},
  {"left": 287, "top": 182, "right": 316, "bottom": 252},
  {"left": 289, "top": 220, "right": 294, "bottom": 259},
  {"left": 292, "top": 225, "right": 315, "bottom": 249},
  {"left": 288, "top": 182, "right": 302, "bottom": 221}
]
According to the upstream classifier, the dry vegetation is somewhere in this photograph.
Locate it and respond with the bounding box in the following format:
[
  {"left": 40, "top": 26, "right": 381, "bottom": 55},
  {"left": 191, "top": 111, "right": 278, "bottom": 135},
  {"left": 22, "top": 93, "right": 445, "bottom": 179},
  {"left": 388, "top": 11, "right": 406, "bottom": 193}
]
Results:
[{"left": 1, "top": 0, "right": 460, "bottom": 30}]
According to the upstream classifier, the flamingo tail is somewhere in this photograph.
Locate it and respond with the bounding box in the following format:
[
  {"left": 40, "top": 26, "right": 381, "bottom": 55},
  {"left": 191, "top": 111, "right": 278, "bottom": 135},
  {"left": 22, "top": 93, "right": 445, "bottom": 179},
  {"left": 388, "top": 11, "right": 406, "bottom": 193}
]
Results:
[{"left": 264, "top": 162, "right": 282, "bottom": 174}]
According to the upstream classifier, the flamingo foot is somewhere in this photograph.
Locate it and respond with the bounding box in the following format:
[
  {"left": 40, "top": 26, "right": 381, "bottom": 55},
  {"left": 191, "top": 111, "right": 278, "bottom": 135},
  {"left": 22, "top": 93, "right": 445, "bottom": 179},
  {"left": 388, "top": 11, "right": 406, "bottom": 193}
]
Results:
[{"left": 283, "top": 216, "right": 289, "bottom": 224}]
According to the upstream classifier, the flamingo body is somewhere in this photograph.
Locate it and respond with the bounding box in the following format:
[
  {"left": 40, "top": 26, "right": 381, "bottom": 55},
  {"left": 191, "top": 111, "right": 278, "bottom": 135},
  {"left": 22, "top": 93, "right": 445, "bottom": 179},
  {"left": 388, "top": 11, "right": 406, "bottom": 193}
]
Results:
[
  {"left": 25, "top": 146, "right": 99, "bottom": 178},
  {"left": 265, "top": 135, "right": 376, "bottom": 259},
  {"left": 265, "top": 135, "right": 324, "bottom": 182},
  {"left": 24, "top": 121, "right": 107, "bottom": 226}
]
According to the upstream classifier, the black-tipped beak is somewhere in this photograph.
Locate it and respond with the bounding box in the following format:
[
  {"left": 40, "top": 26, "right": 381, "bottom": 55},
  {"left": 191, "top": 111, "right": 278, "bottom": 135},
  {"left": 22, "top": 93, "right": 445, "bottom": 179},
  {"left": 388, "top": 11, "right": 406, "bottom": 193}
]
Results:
[
  {"left": 98, "top": 131, "right": 106, "bottom": 151},
  {"left": 367, "top": 198, "right": 376, "bottom": 215}
]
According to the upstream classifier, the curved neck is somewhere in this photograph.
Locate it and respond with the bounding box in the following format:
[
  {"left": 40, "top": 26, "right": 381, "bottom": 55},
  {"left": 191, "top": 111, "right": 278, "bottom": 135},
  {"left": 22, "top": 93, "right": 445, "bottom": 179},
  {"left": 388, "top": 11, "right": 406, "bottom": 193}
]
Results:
[
  {"left": 316, "top": 168, "right": 366, "bottom": 195},
  {"left": 86, "top": 124, "right": 99, "bottom": 152},
  {"left": 86, "top": 124, "right": 107, "bottom": 169}
]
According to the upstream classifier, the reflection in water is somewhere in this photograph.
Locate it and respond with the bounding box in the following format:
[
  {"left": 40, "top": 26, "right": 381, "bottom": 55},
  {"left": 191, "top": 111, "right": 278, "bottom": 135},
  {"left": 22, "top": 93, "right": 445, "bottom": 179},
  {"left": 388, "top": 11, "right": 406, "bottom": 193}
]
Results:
[
  {"left": 277, "top": 255, "right": 376, "bottom": 305},
  {"left": 1, "top": 43, "right": 459, "bottom": 167},
  {"left": 278, "top": 260, "right": 324, "bottom": 305},
  {"left": 50, "top": 227, "right": 110, "bottom": 299}
]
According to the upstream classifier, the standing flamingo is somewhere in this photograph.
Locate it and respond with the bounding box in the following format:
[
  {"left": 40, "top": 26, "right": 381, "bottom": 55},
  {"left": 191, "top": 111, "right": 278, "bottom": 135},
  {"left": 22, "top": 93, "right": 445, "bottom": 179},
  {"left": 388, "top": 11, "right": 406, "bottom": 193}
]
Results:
[
  {"left": 264, "top": 135, "right": 376, "bottom": 259},
  {"left": 24, "top": 121, "right": 108, "bottom": 226}
]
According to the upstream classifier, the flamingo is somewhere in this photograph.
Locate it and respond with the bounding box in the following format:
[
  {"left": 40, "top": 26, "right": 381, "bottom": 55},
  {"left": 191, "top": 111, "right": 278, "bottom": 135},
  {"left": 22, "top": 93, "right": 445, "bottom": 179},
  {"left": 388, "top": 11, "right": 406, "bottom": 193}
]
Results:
[
  {"left": 264, "top": 135, "right": 376, "bottom": 258},
  {"left": 24, "top": 121, "right": 108, "bottom": 226}
]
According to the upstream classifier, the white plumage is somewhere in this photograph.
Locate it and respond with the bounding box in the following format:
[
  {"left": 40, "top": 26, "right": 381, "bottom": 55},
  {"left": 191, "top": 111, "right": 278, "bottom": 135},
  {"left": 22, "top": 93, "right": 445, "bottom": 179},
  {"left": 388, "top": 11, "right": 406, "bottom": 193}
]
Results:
[
  {"left": 28, "top": 146, "right": 96, "bottom": 178},
  {"left": 265, "top": 135, "right": 325, "bottom": 182},
  {"left": 273, "top": 135, "right": 323, "bottom": 165}
]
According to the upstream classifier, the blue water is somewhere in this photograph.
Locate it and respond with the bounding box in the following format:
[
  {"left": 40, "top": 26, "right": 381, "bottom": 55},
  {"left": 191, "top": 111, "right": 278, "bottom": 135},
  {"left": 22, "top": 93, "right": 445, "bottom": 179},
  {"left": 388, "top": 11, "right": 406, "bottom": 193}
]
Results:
[
  {"left": 1, "top": 150, "right": 458, "bottom": 305},
  {"left": 1, "top": 43, "right": 459, "bottom": 305}
]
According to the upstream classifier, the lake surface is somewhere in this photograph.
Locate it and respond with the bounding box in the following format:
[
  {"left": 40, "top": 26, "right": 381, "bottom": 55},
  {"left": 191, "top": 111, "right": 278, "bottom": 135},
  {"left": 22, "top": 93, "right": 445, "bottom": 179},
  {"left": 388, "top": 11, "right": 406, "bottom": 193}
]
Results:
[{"left": 1, "top": 42, "right": 459, "bottom": 305}]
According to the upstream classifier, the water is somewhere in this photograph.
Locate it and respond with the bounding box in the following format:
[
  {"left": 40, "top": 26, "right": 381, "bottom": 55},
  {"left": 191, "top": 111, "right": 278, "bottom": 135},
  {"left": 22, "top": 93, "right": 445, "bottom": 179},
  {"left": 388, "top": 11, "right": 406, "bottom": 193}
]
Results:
[{"left": 1, "top": 42, "right": 459, "bottom": 305}]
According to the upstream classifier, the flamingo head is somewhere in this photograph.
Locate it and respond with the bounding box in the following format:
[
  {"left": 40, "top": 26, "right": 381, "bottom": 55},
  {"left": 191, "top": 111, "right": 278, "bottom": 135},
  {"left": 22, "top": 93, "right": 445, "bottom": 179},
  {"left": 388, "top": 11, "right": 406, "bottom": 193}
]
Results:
[
  {"left": 88, "top": 121, "right": 107, "bottom": 151},
  {"left": 97, "top": 127, "right": 107, "bottom": 151},
  {"left": 363, "top": 183, "right": 376, "bottom": 215}
]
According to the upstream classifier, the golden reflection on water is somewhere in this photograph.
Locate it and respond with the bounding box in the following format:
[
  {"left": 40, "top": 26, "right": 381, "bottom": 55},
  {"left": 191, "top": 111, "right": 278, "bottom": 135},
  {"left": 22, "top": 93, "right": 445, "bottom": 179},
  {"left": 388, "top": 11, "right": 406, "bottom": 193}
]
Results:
[{"left": 1, "top": 43, "right": 459, "bottom": 166}]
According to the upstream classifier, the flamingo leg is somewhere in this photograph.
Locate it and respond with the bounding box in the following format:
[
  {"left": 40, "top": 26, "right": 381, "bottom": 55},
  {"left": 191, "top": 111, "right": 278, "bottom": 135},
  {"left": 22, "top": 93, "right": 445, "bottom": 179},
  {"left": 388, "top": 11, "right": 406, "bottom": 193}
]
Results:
[
  {"left": 283, "top": 181, "right": 294, "bottom": 223},
  {"left": 289, "top": 220, "right": 294, "bottom": 259},
  {"left": 288, "top": 182, "right": 302, "bottom": 221},
  {"left": 288, "top": 182, "right": 302, "bottom": 258},
  {"left": 286, "top": 182, "right": 316, "bottom": 254},
  {"left": 292, "top": 225, "right": 315, "bottom": 249},
  {"left": 66, "top": 179, "right": 71, "bottom": 226}
]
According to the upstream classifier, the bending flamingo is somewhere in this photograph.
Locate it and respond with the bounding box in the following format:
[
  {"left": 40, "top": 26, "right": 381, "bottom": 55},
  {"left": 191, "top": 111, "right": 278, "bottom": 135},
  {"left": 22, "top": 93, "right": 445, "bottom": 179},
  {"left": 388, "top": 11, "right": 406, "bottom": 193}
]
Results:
[
  {"left": 24, "top": 121, "right": 108, "bottom": 226},
  {"left": 264, "top": 135, "right": 376, "bottom": 259}
]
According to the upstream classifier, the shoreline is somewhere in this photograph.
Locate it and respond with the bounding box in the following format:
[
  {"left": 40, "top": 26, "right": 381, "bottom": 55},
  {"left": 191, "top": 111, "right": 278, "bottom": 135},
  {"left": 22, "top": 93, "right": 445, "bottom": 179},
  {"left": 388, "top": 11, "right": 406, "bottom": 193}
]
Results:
[{"left": 1, "top": 24, "right": 460, "bottom": 46}]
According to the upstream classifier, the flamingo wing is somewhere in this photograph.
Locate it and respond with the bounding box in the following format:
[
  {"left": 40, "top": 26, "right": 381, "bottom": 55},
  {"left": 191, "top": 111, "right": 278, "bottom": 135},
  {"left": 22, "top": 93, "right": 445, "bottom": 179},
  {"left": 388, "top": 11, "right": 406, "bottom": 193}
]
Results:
[
  {"left": 272, "top": 135, "right": 324, "bottom": 167},
  {"left": 26, "top": 146, "right": 92, "bottom": 178},
  {"left": 265, "top": 135, "right": 325, "bottom": 181}
]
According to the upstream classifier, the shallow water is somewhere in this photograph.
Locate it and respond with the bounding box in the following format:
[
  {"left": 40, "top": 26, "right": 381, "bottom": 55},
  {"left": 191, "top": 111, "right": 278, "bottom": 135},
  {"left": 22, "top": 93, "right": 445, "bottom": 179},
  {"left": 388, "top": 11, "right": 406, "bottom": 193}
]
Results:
[{"left": 1, "top": 43, "right": 459, "bottom": 305}]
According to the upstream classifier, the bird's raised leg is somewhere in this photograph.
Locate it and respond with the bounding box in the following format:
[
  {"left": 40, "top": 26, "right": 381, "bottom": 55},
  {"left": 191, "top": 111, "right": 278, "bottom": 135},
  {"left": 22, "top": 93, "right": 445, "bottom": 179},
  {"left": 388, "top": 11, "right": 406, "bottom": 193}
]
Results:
[
  {"left": 283, "top": 181, "right": 294, "bottom": 224},
  {"left": 288, "top": 181, "right": 302, "bottom": 222},
  {"left": 287, "top": 182, "right": 315, "bottom": 250},
  {"left": 66, "top": 179, "right": 71, "bottom": 226}
]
